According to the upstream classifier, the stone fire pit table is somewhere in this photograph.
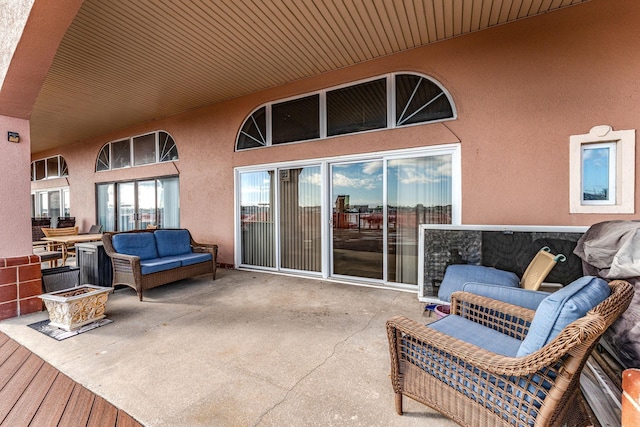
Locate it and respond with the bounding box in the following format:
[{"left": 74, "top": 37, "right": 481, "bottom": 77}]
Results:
[{"left": 39, "top": 285, "right": 114, "bottom": 331}]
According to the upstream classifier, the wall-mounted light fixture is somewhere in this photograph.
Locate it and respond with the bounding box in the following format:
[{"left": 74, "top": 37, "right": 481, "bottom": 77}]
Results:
[{"left": 7, "top": 132, "right": 19, "bottom": 143}]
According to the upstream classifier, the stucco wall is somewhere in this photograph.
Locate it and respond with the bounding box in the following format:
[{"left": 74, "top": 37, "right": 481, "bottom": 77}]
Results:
[{"left": 34, "top": 0, "right": 640, "bottom": 266}]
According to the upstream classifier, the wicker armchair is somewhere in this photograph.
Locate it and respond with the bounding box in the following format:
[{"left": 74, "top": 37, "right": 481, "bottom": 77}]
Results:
[{"left": 387, "top": 279, "right": 634, "bottom": 427}]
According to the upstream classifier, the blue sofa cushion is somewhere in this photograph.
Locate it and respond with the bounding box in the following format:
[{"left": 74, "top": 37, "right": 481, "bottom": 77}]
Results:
[
  {"left": 155, "top": 230, "right": 192, "bottom": 257},
  {"left": 438, "top": 264, "right": 520, "bottom": 302},
  {"left": 176, "top": 252, "right": 212, "bottom": 266},
  {"left": 140, "top": 258, "right": 183, "bottom": 275},
  {"left": 517, "top": 276, "right": 610, "bottom": 357},
  {"left": 112, "top": 232, "right": 158, "bottom": 260},
  {"left": 462, "top": 282, "right": 550, "bottom": 311},
  {"left": 428, "top": 314, "right": 522, "bottom": 357},
  {"left": 159, "top": 253, "right": 213, "bottom": 267}
]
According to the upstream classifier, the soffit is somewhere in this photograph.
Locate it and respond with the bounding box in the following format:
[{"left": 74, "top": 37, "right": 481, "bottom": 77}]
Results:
[{"left": 30, "top": 0, "right": 590, "bottom": 153}]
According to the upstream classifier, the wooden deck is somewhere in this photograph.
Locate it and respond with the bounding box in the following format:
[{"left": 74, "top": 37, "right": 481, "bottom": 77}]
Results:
[{"left": 0, "top": 332, "right": 143, "bottom": 426}]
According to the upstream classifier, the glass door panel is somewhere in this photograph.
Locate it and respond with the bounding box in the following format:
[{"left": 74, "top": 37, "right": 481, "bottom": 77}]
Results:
[
  {"left": 118, "top": 182, "right": 135, "bottom": 231},
  {"left": 279, "top": 166, "right": 322, "bottom": 272},
  {"left": 331, "top": 161, "right": 384, "bottom": 280},
  {"left": 97, "top": 183, "right": 115, "bottom": 232},
  {"left": 136, "top": 180, "right": 157, "bottom": 229},
  {"left": 239, "top": 171, "right": 274, "bottom": 268},
  {"left": 157, "top": 177, "right": 180, "bottom": 228},
  {"left": 387, "top": 155, "right": 452, "bottom": 284}
]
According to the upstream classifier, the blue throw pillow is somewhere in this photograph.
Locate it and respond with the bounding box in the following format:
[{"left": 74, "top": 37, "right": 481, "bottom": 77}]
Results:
[
  {"left": 154, "top": 229, "right": 193, "bottom": 257},
  {"left": 516, "top": 276, "right": 610, "bottom": 357},
  {"left": 438, "top": 264, "right": 520, "bottom": 302},
  {"left": 112, "top": 232, "right": 159, "bottom": 260}
]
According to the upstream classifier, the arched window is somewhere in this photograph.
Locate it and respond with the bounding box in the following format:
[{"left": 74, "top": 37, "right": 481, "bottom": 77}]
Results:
[
  {"left": 96, "top": 130, "right": 178, "bottom": 171},
  {"left": 236, "top": 73, "right": 455, "bottom": 151},
  {"left": 31, "top": 155, "right": 69, "bottom": 181}
]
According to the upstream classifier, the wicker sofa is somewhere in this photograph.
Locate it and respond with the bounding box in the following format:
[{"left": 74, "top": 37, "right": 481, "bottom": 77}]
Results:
[
  {"left": 387, "top": 277, "right": 634, "bottom": 426},
  {"left": 102, "top": 229, "right": 218, "bottom": 301}
]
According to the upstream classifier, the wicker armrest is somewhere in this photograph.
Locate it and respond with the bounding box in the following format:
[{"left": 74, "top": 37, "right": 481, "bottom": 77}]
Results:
[{"left": 388, "top": 315, "right": 572, "bottom": 376}]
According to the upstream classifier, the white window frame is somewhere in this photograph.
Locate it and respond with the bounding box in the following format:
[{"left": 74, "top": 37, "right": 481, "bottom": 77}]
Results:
[{"left": 569, "top": 125, "right": 635, "bottom": 214}]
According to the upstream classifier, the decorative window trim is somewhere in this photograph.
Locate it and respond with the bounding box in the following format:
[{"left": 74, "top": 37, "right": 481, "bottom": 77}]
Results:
[
  {"left": 30, "top": 155, "right": 68, "bottom": 181},
  {"left": 236, "top": 72, "right": 456, "bottom": 151},
  {"left": 569, "top": 125, "right": 635, "bottom": 214},
  {"left": 96, "top": 130, "right": 178, "bottom": 172}
]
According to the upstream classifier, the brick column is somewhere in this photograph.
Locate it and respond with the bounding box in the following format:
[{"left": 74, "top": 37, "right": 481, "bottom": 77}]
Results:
[{"left": 0, "top": 255, "right": 43, "bottom": 320}]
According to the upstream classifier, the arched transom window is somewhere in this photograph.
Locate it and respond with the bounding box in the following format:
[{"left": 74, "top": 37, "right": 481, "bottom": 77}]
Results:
[
  {"left": 96, "top": 130, "right": 178, "bottom": 172},
  {"left": 236, "top": 72, "right": 456, "bottom": 150},
  {"left": 31, "top": 155, "right": 69, "bottom": 181}
]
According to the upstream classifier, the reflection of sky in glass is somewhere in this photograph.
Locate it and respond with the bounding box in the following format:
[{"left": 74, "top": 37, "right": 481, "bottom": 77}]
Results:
[
  {"left": 582, "top": 147, "right": 609, "bottom": 199},
  {"left": 298, "top": 167, "right": 321, "bottom": 206},
  {"left": 240, "top": 171, "right": 271, "bottom": 206},
  {"left": 388, "top": 155, "right": 452, "bottom": 207},
  {"left": 332, "top": 161, "right": 383, "bottom": 207},
  {"left": 241, "top": 155, "right": 453, "bottom": 208}
]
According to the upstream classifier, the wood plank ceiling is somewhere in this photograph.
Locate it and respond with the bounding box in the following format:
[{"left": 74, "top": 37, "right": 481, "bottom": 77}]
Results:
[{"left": 30, "top": 0, "right": 590, "bottom": 153}]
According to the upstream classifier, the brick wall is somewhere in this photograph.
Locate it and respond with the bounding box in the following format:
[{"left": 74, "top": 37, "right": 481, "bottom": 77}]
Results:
[{"left": 0, "top": 255, "right": 43, "bottom": 320}]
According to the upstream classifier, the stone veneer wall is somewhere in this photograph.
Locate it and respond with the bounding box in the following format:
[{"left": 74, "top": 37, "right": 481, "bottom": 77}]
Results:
[{"left": 0, "top": 254, "right": 43, "bottom": 320}]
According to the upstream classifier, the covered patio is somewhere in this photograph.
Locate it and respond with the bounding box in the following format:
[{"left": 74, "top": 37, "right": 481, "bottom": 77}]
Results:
[{"left": 0, "top": 269, "right": 455, "bottom": 426}]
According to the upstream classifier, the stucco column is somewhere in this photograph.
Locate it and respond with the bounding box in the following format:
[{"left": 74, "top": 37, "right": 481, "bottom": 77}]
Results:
[{"left": 0, "top": 0, "right": 84, "bottom": 319}]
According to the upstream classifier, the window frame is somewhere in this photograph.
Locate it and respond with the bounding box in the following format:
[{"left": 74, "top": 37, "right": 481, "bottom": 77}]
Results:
[
  {"left": 235, "top": 72, "right": 456, "bottom": 151},
  {"left": 30, "top": 155, "right": 69, "bottom": 181},
  {"left": 569, "top": 125, "right": 635, "bottom": 214},
  {"left": 96, "top": 130, "right": 178, "bottom": 172}
]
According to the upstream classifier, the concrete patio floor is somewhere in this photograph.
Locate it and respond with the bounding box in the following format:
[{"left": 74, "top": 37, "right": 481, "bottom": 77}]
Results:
[{"left": 0, "top": 269, "right": 455, "bottom": 427}]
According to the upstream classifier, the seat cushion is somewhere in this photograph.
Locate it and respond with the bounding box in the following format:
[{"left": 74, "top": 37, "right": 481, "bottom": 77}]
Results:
[
  {"left": 154, "top": 230, "right": 193, "bottom": 257},
  {"left": 462, "top": 282, "right": 550, "bottom": 311},
  {"left": 176, "top": 252, "right": 212, "bottom": 266},
  {"left": 159, "top": 253, "right": 213, "bottom": 267},
  {"left": 516, "top": 276, "right": 610, "bottom": 356},
  {"left": 140, "top": 258, "right": 183, "bottom": 275},
  {"left": 438, "top": 264, "right": 520, "bottom": 302},
  {"left": 428, "top": 314, "right": 522, "bottom": 357},
  {"left": 112, "top": 232, "right": 158, "bottom": 260}
]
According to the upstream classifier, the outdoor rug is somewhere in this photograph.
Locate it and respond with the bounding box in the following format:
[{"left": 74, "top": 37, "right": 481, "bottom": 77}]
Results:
[{"left": 28, "top": 318, "right": 113, "bottom": 341}]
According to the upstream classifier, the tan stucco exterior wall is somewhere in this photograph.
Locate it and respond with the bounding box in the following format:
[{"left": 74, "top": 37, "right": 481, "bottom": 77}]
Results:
[{"left": 33, "top": 0, "right": 640, "bottom": 266}]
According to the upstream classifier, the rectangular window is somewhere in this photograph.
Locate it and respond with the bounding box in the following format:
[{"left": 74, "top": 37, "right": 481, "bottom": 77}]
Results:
[
  {"left": 111, "top": 139, "right": 131, "bottom": 169},
  {"left": 570, "top": 126, "right": 635, "bottom": 214},
  {"left": 272, "top": 95, "right": 320, "bottom": 144},
  {"left": 133, "top": 133, "right": 156, "bottom": 166},
  {"left": 35, "top": 160, "right": 46, "bottom": 180},
  {"left": 46, "top": 157, "right": 59, "bottom": 178},
  {"left": 327, "top": 78, "right": 386, "bottom": 136},
  {"left": 581, "top": 143, "right": 616, "bottom": 204}
]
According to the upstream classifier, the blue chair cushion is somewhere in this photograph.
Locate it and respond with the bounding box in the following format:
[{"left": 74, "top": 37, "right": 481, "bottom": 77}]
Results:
[
  {"left": 140, "top": 258, "right": 182, "bottom": 275},
  {"left": 428, "top": 314, "right": 522, "bottom": 357},
  {"left": 462, "top": 282, "right": 550, "bottom": 311},
  {"left": 438, "top": 264, "right": 520, "bottom": 302},
  {"left": 155, "top": 230, "right": 193, "bottom": 257},
  {"left": 112, "top": 232, "right": 158, "bottom": 260},
  {"left": 516, "top": 276, "right": 610, "bottom": 357}
]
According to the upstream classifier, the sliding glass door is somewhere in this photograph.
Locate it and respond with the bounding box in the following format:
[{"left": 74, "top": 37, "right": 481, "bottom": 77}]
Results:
[
  {"left": 238, "top": 166, "right": 322, "bottom": 272},
  {"left": 236, "top": 146, "right": 458, "bottom": 287},
  {"left": 331, "top": 161, "right": 384, "bottom": 280},
  {"left": 97, "top": 176, "right": 179, "bottom": 231},
  {"left": 387, "top": 155, "right": 453, "bottom": 284}
]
